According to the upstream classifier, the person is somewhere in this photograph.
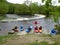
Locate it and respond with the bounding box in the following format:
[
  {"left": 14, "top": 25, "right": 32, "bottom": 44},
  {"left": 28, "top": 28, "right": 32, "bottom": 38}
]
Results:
[
  {"left": 12, "top": 26, "right": 18, "bottom": 32},
  {"left": 20, "top": 26, "right": 24, "bottom": 31},
  {"left": 33, "top": 21, "right": 38, "bottom": 25},
  {"left": 35, "top": 21, "right": 38, "bottom": 25},
  {"left": 50, "top": 28, "right": 56, "bottom": 35},
  {"left": 28, "top": 26, "right": 33, "bottom": 32},
  {"left": 54, "top": 24, "right": 58, "bottom": 30},
  {"left": 34, "top": 26, "right": 39, "bottom": 33},
  {"left": 26, "top": 26, "right": 33, "bottom": 33},
  {"left": 38, "top": 26, "right": 43, "bottom": 33}
]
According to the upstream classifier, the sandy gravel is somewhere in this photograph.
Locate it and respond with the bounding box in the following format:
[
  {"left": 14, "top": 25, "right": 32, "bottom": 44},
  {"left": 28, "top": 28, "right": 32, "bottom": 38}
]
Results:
[{"left": 2, "top": 34, "right": 56, "bottom": 45}]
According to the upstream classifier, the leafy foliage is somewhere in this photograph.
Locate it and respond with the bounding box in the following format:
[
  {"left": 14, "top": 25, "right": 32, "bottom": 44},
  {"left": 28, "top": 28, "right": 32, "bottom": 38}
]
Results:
[
  {"left": 0, "top": 0, "right": 60, "bottom": 18},
  {"left": 0, "top": 3, "right": 8, "bottom": 15}
]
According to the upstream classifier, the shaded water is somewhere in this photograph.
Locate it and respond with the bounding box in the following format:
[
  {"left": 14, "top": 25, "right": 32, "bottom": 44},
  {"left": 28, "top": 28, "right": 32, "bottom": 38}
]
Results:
[{"left": 0, "top": 18, "right": 55, "bottom": 36}]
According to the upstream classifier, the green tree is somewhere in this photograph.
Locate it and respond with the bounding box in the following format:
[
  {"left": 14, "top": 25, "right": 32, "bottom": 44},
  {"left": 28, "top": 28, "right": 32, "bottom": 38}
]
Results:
[
  {"left": 14, "top": 4, "right": 29, "bottom": 15},
  {"left": 0, "top": 0, "right": 6, "bottom": 2},
  {"left": 44, "top": 0, "right": 51, "bottom": 17},
  {"left": 0, "top": 3, "right": 8, "bottom": 15},
  {"left": 7, "top": 4, "right": 15, "bottom": 14},
  {"left": 38, "top": 6, "right": 45, "bottom": 14},
  {"left": 29, "top": 3, "right": 39, "bottom": 15}
]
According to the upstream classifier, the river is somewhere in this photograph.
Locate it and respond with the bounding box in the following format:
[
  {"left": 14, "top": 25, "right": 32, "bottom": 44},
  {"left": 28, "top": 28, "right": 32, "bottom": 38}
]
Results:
[{"left": 0, "top": 14, "right": 55, "bottom": 36}]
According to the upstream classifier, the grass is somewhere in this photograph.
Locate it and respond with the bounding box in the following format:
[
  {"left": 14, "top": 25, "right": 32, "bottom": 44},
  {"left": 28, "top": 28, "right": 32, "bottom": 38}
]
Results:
[
  {"left": 0, "top": 34, "right": 19, "bottom": 44},
  {"left": 0, "top": 34, "right": 60, "bottom": 45},
  {"left": 26, "top": 41, "right": 58, "bottom": 45}
]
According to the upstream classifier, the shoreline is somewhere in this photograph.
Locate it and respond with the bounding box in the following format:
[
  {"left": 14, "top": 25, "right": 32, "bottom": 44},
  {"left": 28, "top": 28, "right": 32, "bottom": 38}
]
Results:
[{"left": 1, "top": 14, "right": 46, "bottom": 22}]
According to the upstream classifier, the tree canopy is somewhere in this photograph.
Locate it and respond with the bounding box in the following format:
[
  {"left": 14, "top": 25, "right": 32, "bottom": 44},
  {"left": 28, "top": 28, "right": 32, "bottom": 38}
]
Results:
[{"left": 0, "top": 0, "right": 60, "bottom": 17}]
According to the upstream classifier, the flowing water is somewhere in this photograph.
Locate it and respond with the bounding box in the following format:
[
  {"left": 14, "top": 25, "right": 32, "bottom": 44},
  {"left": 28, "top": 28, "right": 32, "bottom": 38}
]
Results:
[{"left": 0, "top": 14, "right": 55, "bottom": 36}]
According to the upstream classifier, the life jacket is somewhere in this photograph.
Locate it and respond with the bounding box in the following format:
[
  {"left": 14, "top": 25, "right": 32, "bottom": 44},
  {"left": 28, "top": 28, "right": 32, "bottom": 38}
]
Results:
[
  {"left": 38, "top": 30, "right": 42, "bottom": 33},
  {"left": 34, "top": 30, "right": 39, "bottom": 33},
  {"left": 14, "top": 29, "right": 18, "bottom": 32}
]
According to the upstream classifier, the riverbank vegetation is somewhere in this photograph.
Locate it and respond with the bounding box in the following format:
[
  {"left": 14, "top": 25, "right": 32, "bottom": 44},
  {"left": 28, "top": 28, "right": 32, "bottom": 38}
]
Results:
[
  {"left": 0, "top": 0, "right": 60, "bottom": 16},
  {"left": 0, "top": 0, "right": 60, "bottom": 17}
]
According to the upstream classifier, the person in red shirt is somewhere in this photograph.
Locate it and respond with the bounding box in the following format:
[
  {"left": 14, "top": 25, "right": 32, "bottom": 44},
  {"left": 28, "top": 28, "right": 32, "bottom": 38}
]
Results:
[{"left": 34, "top": 26, "right": 39, "bottom": 33}]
